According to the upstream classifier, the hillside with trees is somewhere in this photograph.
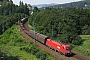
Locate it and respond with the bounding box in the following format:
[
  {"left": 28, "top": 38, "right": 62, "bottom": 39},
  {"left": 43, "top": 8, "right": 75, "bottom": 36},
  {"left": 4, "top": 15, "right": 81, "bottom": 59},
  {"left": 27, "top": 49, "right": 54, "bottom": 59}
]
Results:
[
  {"left": 0, "top": 0, "right": 29, "bottom": 35},
  {"left": 46, "top": 0, "right": 90, "bottom": 9},
  {"left": 29, "top": 8, "right": 90, "bottom": 45}
]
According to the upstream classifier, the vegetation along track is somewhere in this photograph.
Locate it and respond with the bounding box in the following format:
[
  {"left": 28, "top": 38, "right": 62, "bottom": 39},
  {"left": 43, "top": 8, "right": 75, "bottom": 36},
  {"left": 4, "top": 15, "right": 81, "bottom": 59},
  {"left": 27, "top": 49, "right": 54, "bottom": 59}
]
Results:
[{"left": 18, "top": 18, "right": 90, "bottom": 60}]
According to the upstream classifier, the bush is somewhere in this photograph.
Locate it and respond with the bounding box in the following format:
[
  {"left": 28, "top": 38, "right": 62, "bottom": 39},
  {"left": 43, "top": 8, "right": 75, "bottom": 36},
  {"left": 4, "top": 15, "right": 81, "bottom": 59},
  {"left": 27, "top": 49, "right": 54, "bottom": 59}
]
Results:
[
  {"left": 30, "top": 45, "right": 39, "bottom": 55},
  {"left": 72, "top": 36, "right": 83, "bottom": 45},
  {"left": 36, "top": 51, "right": 46, "bottom": 60}
]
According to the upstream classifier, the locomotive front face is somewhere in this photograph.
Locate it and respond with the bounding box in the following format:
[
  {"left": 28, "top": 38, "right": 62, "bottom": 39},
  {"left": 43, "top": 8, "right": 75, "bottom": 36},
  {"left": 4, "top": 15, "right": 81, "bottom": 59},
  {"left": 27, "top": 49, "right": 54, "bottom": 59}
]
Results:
[
  {"left": 66, "top": 47, "right": 71, "bottom": 52},
  {"left": 64, "top": 45, "right": 72, "bottom": 56}
]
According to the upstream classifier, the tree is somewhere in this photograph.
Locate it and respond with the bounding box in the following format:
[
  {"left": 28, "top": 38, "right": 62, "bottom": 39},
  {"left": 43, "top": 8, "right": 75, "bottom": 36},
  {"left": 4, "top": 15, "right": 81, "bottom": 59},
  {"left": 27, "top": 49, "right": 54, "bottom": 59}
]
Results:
[
  {"left": 19, "top": 1, "right": 24, "bottom": 6},
  {"left": 29, "top": 8, "right": 84, "bottom": 45},
  {"left": 36, "top": 51, "right": 46, "bottom": 60},
  {"left": 34, "top": 7, "right": 40, "bottom": 12},
  {"left": 28, "top": 4, "right": 32, "bottom": 10}
]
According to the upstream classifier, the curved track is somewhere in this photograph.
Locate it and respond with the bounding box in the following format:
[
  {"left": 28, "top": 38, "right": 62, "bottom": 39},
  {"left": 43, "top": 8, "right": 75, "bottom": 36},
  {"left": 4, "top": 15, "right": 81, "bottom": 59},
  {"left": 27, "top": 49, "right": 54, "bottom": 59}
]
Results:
[{"left": 18, "top": 18, "right": 90, "bottom": 60}]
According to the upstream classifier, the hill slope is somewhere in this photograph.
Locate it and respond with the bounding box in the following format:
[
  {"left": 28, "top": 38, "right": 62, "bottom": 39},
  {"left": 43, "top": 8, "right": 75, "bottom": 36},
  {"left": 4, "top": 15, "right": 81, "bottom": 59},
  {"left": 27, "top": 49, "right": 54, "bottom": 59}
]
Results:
[
  {"left": 48, "top": 1, "right": 90, "bottom": 9},
  {"left": 0, "top": 24, "right": 39, "bottom": 60},
  {"left": 0, "top": 24, "right": 57, "bottom": 60}
]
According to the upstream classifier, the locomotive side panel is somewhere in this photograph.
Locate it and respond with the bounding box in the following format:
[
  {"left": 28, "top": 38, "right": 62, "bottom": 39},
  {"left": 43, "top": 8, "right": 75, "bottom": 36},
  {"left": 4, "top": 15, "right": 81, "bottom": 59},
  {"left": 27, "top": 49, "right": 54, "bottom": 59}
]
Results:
[
  {"left": 46, "top": 39, "right": 62, "bottom": 51},
  {"left": 46, "top": 39, "right": 71, "bottom": 56}
]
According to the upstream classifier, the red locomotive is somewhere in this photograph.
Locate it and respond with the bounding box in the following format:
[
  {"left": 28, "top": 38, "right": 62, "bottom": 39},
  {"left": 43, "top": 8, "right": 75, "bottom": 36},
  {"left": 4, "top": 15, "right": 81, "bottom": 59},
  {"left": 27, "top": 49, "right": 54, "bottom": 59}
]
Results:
[
  {"left": 46, "top": 39, "right": 71, "bottom": 56},
  {"left": 20, "top": 17, "right": 72, "bottom": 56}
]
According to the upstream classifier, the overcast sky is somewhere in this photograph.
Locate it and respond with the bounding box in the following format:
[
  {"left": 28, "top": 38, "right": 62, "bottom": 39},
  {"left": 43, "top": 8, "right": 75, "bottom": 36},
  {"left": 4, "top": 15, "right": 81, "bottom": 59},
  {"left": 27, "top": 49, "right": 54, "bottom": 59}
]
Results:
[{"left": 13, "top": 0, "right": 81, "bottom": 5}]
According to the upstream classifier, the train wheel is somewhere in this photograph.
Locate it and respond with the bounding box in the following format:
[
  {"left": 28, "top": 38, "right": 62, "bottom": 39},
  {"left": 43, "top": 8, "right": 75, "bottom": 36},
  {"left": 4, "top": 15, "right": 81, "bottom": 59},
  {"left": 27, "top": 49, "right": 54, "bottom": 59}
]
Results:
[{"left": 60, "top": 52, "right": 63, "bottom": 55}]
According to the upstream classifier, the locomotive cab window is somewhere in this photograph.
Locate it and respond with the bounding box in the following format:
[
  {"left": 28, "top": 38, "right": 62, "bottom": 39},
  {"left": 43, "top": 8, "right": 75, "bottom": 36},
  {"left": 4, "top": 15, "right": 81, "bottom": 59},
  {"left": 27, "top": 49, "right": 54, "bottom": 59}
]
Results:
[{"left": 66, "top": 47, "right": 70, "bottom": 50}]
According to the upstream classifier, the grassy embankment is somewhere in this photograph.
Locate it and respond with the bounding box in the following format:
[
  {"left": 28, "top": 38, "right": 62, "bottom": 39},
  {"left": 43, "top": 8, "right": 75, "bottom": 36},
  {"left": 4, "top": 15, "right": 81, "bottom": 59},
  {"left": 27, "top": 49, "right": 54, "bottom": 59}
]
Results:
[
  {"left": 0, "top": 24, "right": 57, "bottom": 60},
  {"left": 72, "top": 35, "right": 90, "bottom": 58}
]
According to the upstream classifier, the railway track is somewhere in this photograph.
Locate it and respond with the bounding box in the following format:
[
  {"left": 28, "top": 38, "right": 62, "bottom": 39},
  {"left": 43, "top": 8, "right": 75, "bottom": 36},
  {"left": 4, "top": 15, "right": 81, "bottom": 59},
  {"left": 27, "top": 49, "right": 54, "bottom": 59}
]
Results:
[
  {"left": 72, "top": 52, "right": 90, "bottom": 60},
  {"left": 18, "top": 18, "right": 90, "bottom": 60}
]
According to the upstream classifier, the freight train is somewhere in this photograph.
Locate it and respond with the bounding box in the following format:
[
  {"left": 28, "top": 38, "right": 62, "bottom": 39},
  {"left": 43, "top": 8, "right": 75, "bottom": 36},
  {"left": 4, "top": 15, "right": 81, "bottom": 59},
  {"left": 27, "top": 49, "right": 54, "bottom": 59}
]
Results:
[{"left": 20, "top": 17, "right": 72, "bottom": 56}]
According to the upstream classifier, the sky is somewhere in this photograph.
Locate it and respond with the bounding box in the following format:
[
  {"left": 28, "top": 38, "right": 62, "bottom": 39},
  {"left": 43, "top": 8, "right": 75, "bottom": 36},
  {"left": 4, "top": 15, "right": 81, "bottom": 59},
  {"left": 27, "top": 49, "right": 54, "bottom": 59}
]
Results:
[{"left": 12, "top": 0, "right": 81, "bottom": 5}]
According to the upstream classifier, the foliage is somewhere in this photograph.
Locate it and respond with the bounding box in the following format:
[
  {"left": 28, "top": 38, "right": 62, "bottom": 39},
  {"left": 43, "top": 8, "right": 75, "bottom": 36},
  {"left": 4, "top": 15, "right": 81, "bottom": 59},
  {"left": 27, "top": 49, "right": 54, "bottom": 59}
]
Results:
[
  {"left": 0, "top": 0, "right": 29, "bottom": 35},
  {"left": 0, "top": 24, "right": 39, "bottom": 60},
  {"left": 73, "top": 35, "right": 90, "bottom": 58},
  {"left": 0, "top": 51, "right": 19, "bottom": 60},
  {"left": 22, "top": 44, "right": 57, "bottom": 60},
  {"left": 0, "top": 13, "right": 25, "bottom": 35},
  {"left": 29, "top": 8, "right": 90, "bottom": 45}
]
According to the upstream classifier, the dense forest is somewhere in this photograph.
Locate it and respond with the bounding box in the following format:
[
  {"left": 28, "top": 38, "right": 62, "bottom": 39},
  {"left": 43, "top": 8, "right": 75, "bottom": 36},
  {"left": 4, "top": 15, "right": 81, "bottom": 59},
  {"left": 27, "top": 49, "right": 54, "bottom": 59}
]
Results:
[
  {"left": 0, "top": 0, "right": 29, "bottom": 35},
  {"left": 29, "top": 7, "right": 90, "bottom": 45}
]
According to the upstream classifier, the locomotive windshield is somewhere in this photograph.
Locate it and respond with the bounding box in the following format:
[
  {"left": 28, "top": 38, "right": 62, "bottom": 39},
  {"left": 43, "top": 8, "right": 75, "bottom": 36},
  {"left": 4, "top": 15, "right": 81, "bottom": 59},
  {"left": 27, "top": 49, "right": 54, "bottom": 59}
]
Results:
[{"left": 66, "top": 47, "right": 70, "bottom": 50}]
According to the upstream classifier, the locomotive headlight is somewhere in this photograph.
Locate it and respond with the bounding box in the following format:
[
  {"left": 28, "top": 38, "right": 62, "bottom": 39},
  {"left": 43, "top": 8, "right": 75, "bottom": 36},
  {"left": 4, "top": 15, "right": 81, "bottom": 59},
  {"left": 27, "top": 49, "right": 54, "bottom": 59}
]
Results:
[{"left": 57, "top": 46, "right": 60, "bottom": 49}]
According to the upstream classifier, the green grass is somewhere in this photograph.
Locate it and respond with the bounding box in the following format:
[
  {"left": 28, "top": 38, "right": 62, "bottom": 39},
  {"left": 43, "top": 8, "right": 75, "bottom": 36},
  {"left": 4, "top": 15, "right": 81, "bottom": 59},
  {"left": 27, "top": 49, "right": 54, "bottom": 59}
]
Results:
[
  {"left": 0, "top": 24, "right": 39, "bottom": 60},
  {"left": 72, "top": 35, "right": 90, "bottom": 58},
  {"left": 0, "top": 24, "right": 57, "bottom": 60},
  {"left": 0, "top": 45, "right": 38, "bottom": 60}
]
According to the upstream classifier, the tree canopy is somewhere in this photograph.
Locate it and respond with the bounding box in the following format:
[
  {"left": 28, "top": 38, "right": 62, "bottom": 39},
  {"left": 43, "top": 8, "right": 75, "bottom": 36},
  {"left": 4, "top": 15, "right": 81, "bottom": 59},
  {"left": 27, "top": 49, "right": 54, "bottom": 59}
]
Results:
[
  {"left": 29, "top": 8, "right": 90, "bottom": 45},
  {"left": 0, "top": 0, "right": 29, "bottom": 35}
]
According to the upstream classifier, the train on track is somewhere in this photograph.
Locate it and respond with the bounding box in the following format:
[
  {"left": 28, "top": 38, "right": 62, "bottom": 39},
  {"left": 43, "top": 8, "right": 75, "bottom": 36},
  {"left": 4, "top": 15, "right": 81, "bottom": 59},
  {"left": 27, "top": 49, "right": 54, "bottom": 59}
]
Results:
[{"left": 20, "top": 17, "right": 72, "bottom": 56}]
